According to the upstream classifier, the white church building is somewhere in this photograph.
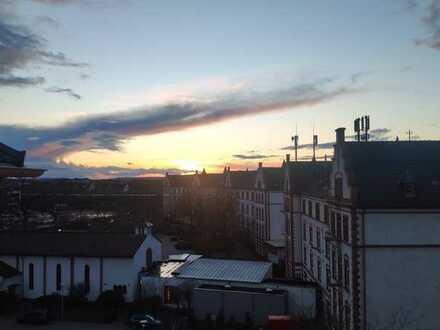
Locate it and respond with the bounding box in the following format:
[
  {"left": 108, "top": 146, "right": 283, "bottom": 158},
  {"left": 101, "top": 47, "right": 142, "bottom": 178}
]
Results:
[{"left": 0, "top": 231, "right": 161, "bottom": 302}]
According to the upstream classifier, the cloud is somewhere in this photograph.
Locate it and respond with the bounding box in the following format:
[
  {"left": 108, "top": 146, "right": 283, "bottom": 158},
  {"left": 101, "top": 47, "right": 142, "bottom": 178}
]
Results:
[
  {"left": 45, "top": 87, "right": 81, "bottom": 100},
  {"left": 233, "top": 153, "right": 279, "bottom": 160},
  {"left": 30, "top": 158, "right": 188, "bottom": 178},
  {"left": 35, "top": 16, "right": 60, "bottom": 28},
  {"left": 0, "top": 75, "right": 45, "bottom": 87},
  {"left": 350, "top": 71, "right": 370, "bottom": 83},
  {"left": 0, "top": 77, "right": 356, "bottom": 160},
  {"left": 0, "top": 15, "right": 88, "bottom": 88},
  {"left": 29, "top": 0, "right": 79, "bottom": 5},
  {"left": 280, "top": 128, "right": 393, "bottom": 150},
  {"left": 281, "top": 141, "right": 334, "bottom": 151},
  {"left": 411, "top": 0, "right": 440, "bottom": 50}
]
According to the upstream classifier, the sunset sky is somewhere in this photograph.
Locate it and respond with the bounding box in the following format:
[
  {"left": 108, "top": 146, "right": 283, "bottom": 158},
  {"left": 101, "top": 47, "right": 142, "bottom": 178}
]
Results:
[{"left": 1, "top": 0, "right": 440, "bottom": 178}]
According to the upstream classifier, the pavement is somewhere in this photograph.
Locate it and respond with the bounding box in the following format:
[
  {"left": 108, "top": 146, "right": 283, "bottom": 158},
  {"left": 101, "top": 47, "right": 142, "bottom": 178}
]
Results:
[{"left": 0, "top": 317, "right": 128, "bottom": 329}]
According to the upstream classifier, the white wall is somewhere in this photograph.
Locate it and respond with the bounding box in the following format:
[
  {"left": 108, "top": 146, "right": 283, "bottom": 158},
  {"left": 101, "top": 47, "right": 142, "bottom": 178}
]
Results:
[
  {"left": 362, "top": 211, "right": 440, "bottom": 330},
  {"left": 74, "top": 257, "right": 101, "bottom": 301},
  {"left": 0, "top": 233, "right": 163, "bottom": 303},
  {"left": 269, "top": 191, "right": 285, "bottom": 240}
]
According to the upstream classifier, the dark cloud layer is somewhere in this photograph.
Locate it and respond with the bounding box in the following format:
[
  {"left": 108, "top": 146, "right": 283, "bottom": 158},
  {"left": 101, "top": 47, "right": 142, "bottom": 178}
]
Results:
[
  {"left": 45, "top": 87, "right": 81, "bottom": 100},
  {"left": 0, "top": 78, "right": 355, "bottom": 160},
  {"left": 233, "top": 153, "right": 279, "bottom": 160},
  {"left": 0, "top": 16, "right": 88, "bottom": 87},
  {"left": 39, "top": 161, "right": 186, "bottom": 179}
]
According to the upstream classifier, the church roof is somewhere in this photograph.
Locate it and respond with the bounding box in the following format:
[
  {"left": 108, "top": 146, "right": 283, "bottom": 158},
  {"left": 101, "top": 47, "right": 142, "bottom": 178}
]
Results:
[{"left": 0, "top": 232, "right": 148, "bottom": 258}]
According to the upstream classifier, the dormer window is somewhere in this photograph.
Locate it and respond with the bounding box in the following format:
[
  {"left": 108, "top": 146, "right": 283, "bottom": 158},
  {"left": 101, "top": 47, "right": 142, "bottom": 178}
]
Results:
[
  {"left": 399, "top": 169, "right": 416, "bottom": 199},
  {"left": 403, "top": 182, "right": 416, "bottom": 198}
]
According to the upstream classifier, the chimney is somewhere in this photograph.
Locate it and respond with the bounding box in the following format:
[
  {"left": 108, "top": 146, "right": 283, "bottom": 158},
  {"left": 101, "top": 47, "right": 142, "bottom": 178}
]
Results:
[
  {"left": 258, "top": 162, "right": 263, "bottom": 168},
  {"left": 335, "top": 127, "right": 346, "bottom": 145},
  {"left": 286, "top": 154, "right": 290, "bottom": 162}
]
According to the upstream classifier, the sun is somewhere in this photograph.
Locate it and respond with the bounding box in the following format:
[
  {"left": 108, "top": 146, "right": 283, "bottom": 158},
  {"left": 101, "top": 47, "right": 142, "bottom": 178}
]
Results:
[{"left": 172, "top": 159, "right": 200, "bottom": 172}]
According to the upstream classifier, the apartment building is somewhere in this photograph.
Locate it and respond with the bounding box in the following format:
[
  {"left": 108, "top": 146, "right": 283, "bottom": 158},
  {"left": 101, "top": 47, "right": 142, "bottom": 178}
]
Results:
[{"left": 284, "top": 128, "right": 440, "bottom": 330}]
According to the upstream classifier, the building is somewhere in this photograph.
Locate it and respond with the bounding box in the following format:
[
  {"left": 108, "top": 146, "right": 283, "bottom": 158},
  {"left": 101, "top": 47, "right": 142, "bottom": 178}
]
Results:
[
  {"left": 0, "top": 231, "right": 162, "bottom": 302},
  {"left": 225, "top": 164, "right": 286, "bottom": 269},
  {"left": 284, "top": 127, "right": 440, "bottom": 330},
  {"left": 140, "top": 254, "right": 318, "bottom": 325},
  {"left": 254, "top": 163, "right": 285, "bottom": 264},
  {"left": 0, "top": 142, "right": 45, "bottom": 179},
  {"left": 163, "top": 173, "right": 195, "bottom": 223},
  {"left": 224, "top": 168, "right": 257, "bottom": 240}
]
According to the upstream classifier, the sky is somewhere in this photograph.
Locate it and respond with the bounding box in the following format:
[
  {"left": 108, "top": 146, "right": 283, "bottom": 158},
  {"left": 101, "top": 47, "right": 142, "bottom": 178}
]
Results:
[{"left": 1, "top": 0, "right": 440, "bottom": 178}]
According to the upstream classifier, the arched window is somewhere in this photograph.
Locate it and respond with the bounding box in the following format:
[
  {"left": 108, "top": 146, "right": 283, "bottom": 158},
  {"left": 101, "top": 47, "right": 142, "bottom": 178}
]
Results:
[
  {"left": 56, "top": 264, "right": 62, "bottom": 291},
  {"left": 28, "top": 263, "right": 34, "bottom": 290},
  {"left": 84, "top": 265, "right": 90, "bottom": 294},
  {"left": 146, "top": 248, "right": 153, "bottom": 268}
]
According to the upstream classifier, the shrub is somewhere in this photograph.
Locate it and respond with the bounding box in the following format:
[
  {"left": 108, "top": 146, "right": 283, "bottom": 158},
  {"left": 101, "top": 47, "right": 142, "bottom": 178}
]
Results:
[{"left": 97, "top": 290, "right": 125, "bottom": 309}]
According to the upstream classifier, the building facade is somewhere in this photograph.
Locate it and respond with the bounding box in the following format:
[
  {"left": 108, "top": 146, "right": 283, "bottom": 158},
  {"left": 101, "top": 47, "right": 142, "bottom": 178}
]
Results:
[
  {"left": 0, "top": 231, "right": 162, "bottom": 302},
  {"left": 284, "top": 127, "right": 440, "bottom": 330}
]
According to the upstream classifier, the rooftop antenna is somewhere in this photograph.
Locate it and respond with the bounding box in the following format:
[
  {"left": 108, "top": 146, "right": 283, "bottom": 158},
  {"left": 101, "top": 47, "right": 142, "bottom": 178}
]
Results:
[
  {"left": 291, "top": 125, "right": 299, "bottom": 162},
  {"left": 354, "top": 115, "right": 370, "bottom": 141},
  {"left": 312, "top": 125, "right": 318, "bottom": 162}
]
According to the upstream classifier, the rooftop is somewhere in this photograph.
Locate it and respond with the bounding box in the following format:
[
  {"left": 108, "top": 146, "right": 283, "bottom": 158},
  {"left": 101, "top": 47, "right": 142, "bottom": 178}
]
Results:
[
  {"left": 0, "top": 260, "right": 20, "bottom": 279},
  {"left": 0, "top": 232, "right": 148, "bottom": 258},
  {"left": 175, "top": 257, "right": 272, "bottom": 283},
  {"left": 341, "top": 140, "right": 440, "bottom": 208}
]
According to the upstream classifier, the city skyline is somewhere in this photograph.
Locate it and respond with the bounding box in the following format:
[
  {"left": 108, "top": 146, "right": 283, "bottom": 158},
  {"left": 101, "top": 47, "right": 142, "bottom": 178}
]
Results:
[{"left": 1, "top": 0, "right": 440, "bottom": 178}]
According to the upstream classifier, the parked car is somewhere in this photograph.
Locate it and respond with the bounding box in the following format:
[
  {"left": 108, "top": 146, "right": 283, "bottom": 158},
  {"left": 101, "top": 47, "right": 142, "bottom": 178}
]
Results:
[
  {"left": 16, "top": 310, "right": 48, "bottom": 325},
  {"left": 128, "top": 313, "right": 162, "bottom": 329}
]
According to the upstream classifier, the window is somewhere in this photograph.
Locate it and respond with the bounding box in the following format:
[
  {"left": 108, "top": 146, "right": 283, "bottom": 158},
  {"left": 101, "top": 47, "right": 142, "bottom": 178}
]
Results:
[
  {"left": 326, "top": 264, "right": 331, "bottom": 290},
  {"left": 84, "top": 265, "right": 90, "bottom": 294},
  {"left": 113, "top": 285, "right": 127, "bottom": 295},
  {"left": 343, "top": 215, "right": 349, "bottom": 242},
  {"left": 303, "top": 222, "right": 307, "bottom": 242},
  {"left": 29, "top": 263, "right": 34, "bottom": 290},
  {"left": 308, "top": 201, "right": 313, "bottom": 217},
  {"left": 302, "top": 199, "right": 306, "bottom": 213},
  {"left": 146, "top": 248, "right": 153, "bottom": 268},
  {"left": 326, "top": 240, "right": 330, "bottom": 259},
  {"left": 345, "top": 305, "right": 351, "bottom": 330},
  {"left": 317, "top": 229, "right": 321, "bottom": 251},
  {"left": 331, "top": 211, "right": 336, "bottom": 236},
  {"left": 56, "top": 264, "right": 62, "bottom": 291},
  {"left": 338, "top": 251, "right": 343, "bottom": 283},
  {"left": 335, "top": 177, "right": 343, "bottom": 200},
  {"left": 309, "top": 225, "right": 313, "bottom": 245},
  {"left": 317, "top": 257, "right": 322, "bottom": 282},
  {"left": 344, "top": 255, "right": 350, "bottom": 289},
  {"left": 332, "top": 248, "right": 337, "bottom": 280},
  {"left": 304, "top": 247, "right": 308, "bottom": 266},
  {"left": 324, "top": 205, "right": 329, "bottom": 224},
  {"left": 310, "top": 251, "right": 314, "bottom": 274},
  {"left": 315, "top": 202, "right": 321, "bottom": 220},
  {"left": 336, "top": 213, "right": 342, "bottom": 241}
]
